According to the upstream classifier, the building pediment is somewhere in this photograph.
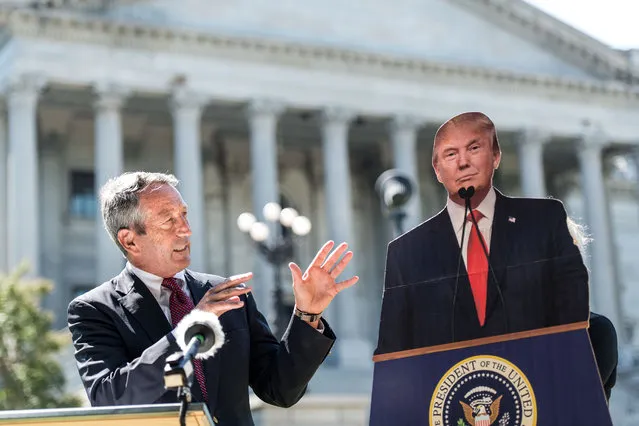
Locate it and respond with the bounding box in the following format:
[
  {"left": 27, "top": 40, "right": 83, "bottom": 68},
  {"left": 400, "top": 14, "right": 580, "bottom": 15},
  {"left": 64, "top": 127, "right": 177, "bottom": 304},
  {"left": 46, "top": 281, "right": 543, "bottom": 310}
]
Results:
[
  {"left": 0, "top": 1, "right": 637, "bottom": 109},
  {"left": 103, "top": 0, "right": 632, "bottom": 82}
]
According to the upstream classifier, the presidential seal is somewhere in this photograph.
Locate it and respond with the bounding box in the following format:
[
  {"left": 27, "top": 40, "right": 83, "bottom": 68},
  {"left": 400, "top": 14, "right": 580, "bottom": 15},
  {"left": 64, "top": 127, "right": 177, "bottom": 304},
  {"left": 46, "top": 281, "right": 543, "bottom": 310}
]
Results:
[{"left": 429, "top": 355, "right": 536, "bottom": 426}]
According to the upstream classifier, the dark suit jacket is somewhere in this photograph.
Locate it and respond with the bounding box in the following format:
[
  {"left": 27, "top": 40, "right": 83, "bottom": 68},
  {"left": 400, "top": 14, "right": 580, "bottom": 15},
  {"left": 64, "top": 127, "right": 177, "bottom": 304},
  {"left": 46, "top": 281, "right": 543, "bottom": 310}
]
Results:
[
  {"left": 68, "top": 268, "right": 335, "bottom": 426},
  {"left": 375, "top": 190, "right": 590, "bottom": 354}
]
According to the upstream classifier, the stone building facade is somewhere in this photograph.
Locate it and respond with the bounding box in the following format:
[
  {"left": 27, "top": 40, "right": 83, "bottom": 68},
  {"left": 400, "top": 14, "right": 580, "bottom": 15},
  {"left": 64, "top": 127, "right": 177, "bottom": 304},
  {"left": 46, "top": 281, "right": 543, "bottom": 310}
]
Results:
[{"left": 0, "top": 0, "right": 637, "bottom": 423}]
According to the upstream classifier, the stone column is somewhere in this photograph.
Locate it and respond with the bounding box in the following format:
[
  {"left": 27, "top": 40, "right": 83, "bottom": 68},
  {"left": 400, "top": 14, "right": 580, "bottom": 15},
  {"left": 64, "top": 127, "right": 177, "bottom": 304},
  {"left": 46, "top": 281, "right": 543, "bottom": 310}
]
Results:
[
  {"left": 321, "top": 107, "right": 370, "bottom": 368},
  {"left": 389, "top": 115, "right": 423, "bottom": 230},
  {"left": 40, "top": 132, "right": 65, "bottom": 327},
  {"left": 94, "top": 84, "right": 129, "bottom": 282},
  {"left": 634, "top": 147, "right": 639, "bottom": 204},
  {"left": 0, "top": 103, "right": 6, "bottom": 273},
  {"left": 577, "top": 125, "right": 621, "bottom": 333},
  {"left": 170, "top": 87, "right": 209, "bottom": 272},
  {"left": 247, "top": 99, "right": 284, "bottom": 324},
  {"left": 516, "top": 128, "right": 549, "bottom": 197},
  {"left": 6, "top": 74, "right": 46, "bottom": 276}
]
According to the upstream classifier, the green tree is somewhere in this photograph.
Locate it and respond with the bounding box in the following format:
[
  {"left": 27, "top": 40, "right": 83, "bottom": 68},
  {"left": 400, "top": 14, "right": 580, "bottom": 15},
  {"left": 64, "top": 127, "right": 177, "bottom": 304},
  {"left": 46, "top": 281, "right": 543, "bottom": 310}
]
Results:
[{"left": 0, "top": 266, "right": 82, "bottom": 409}]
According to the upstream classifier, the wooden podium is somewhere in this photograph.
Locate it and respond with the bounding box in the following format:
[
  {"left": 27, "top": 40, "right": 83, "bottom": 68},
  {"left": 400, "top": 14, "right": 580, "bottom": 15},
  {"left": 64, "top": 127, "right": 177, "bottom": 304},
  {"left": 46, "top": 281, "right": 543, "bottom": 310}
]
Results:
[
  {"left": 370, "top": 322, "right": 612, "bottom": 425},
  {"left": 0, "top": 403, "right": 214, "bottom": 426}
]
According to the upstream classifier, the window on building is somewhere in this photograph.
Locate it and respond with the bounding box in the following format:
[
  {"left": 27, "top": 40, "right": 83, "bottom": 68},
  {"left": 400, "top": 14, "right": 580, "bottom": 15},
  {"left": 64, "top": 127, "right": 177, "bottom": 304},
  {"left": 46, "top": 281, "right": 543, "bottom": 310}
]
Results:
[{"left": 69, "top": 171, "right": 96, "bottom": 218}]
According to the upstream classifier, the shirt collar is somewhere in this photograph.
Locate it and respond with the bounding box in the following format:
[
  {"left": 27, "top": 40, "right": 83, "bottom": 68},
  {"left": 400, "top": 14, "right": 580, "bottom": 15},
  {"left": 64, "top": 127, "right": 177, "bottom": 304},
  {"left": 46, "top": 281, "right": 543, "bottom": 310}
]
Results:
[
  {"left": 446, "top": 187, "right": 497, "bottom": 234},
  {"left": 126, "top": 262, "right": 186, "bottom": 300}
]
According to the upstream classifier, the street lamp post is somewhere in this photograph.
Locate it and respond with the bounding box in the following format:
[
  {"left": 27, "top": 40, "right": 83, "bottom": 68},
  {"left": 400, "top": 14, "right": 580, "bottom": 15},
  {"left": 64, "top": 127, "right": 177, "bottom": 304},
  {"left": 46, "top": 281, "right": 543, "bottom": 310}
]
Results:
[{"left": 237, "top": 202, "right": 312, "bottom": 336}]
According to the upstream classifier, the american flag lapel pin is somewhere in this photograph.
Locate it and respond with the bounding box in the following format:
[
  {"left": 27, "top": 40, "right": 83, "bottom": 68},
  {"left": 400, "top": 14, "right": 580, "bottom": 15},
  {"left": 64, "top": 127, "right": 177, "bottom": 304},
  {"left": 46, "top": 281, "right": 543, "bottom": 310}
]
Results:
[{"left": 508, "top": 216, "right": 516, "bottom": 223}]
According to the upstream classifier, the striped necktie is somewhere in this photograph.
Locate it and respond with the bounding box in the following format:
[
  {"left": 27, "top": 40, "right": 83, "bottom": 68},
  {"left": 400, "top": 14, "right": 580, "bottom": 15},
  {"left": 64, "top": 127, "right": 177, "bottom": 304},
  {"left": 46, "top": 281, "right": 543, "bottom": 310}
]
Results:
[{"left": 161, "top": 277, "right": 208, "bottom": 401}]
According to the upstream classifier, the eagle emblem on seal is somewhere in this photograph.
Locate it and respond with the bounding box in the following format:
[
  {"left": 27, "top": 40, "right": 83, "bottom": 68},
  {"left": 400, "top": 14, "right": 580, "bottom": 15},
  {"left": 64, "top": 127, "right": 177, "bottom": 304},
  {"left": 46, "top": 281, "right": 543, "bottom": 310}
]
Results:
[{"left": 459, "top": 387, "right": 503, "bottom": 426}]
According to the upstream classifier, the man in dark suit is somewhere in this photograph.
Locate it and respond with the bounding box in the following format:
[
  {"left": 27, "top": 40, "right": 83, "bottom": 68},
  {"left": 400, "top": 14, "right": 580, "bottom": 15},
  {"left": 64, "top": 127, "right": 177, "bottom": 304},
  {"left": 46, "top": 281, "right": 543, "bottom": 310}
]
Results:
[
  {"left": 68, "top": 172, "right": 358, "bottom": 425},
  {"left": 375, "top": 112, "right": 615, "bottom": 397}
]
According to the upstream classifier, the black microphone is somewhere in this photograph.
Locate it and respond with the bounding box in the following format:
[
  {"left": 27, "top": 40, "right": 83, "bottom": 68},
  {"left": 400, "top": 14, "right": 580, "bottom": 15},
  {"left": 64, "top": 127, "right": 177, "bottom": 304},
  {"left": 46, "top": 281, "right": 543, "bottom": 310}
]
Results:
[
  {"left": 458, "top": 186, "right": 475, "bottom": 204},
  {"left": 451, "top": 186, "right": 473, "bottom": 342}
]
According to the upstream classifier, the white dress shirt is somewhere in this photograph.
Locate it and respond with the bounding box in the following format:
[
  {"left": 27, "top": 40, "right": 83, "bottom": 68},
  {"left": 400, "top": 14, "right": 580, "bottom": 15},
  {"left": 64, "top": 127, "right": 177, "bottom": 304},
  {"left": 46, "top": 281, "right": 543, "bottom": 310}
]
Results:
[
  {"left": 446, "top": 187, "right": 496, "bottom": 269},
  {"left": 126, "top": 262, "right": 191, "bottom": 324}
]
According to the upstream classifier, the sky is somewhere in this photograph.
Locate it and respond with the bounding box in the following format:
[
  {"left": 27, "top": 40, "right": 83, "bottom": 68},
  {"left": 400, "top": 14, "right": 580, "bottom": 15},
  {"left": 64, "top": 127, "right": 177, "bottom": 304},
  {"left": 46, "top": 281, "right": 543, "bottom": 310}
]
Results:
[{"left": 524, "top": 0, "right": 639, "bottom": 50}]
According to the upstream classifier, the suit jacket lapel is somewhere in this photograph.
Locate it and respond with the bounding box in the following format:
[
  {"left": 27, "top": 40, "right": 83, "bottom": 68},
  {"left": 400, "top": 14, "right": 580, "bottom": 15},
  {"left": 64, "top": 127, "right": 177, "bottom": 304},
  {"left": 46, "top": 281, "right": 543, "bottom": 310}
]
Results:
[
  {"left": 116, "top": 269, "right": 172, "bottom": 344},
  {"left": 185, "top": 270, "right": 209, "bottom": 305},
  {"left": 486, "top": 190, "right": 512, "bottom": 320}
]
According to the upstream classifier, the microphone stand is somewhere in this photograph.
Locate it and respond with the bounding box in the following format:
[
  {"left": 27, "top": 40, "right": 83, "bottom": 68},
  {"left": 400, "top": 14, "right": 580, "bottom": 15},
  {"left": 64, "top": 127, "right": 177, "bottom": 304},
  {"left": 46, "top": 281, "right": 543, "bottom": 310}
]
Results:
[
  {"left": 451, "top": 187, "right": 473, "bottom": 342},
  {"left": 164, "top": 335, "right": 204, "bottom": 426},
  {"left": 164, "top": 352, "right": 193, "bottom": 426},
  {"left": 177, "top": 384, "right": 191, "bottom": 426},
  {"left": 390, "top": 210, "right": 407, "bottom": 237}
]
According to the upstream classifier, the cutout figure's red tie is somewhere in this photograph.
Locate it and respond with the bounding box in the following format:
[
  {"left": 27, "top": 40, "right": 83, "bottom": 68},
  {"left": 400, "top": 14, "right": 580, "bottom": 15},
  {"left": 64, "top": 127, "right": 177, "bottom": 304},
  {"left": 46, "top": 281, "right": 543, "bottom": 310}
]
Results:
[
  {"left": 466, "top": 210, "right": 488, "bottom": 326},
  {"left": 162, "top": 277, "right": 208, "bottom": 401}
]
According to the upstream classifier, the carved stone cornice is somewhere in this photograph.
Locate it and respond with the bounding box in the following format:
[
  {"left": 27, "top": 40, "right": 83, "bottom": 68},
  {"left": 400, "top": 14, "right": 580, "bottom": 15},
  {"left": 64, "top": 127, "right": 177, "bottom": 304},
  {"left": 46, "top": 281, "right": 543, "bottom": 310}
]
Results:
[
  {"left": 1, "top": 8, "right": 638, "bottom": 100},
  {"left": 452, "top": 0, "right": 638, "bottom": 83}
]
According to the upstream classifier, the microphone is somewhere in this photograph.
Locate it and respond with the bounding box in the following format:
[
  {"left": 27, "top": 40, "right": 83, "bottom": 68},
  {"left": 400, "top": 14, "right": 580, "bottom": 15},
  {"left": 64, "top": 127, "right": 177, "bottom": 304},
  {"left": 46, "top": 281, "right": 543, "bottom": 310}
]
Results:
[
  {"left": 458, "top": 186, "right": 475, "bottom": 203},
  {"left": 451, "top": 187, "right": 473, "bottom": 342},
  {"left": 164, "top": 310, "right": 225, "bottom": 390},
  {"left": 175, "top": 309, "right": 225, "bottom": 359},
  {"left": 183, "top": 321, "right": 218, "bottom": 355}
]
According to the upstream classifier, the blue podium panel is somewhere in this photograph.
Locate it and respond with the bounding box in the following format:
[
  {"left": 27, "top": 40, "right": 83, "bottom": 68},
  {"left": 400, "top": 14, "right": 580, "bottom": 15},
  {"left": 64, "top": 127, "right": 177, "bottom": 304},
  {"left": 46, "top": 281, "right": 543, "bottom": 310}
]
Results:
[{"left": 370, "top": 328, "right": 611, "bottom": 426}]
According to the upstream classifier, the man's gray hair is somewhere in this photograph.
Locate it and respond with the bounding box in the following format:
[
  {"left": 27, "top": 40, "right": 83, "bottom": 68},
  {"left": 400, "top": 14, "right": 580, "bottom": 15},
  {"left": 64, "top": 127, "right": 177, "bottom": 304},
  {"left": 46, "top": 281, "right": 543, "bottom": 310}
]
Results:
[{"left": 100, "top": 172, "right": 179, "bottom": 255}]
